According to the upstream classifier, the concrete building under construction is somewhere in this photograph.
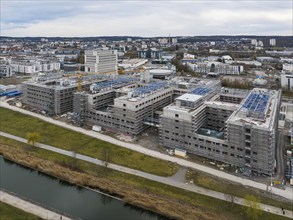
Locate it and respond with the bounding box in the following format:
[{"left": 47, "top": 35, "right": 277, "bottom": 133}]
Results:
[
  {"left": 74, "top": 81, "right": 173, "bottom": 135},
  {"left": 22, "top": 74, "right": 128, "bottom": 115},
  {"left": 159, "top": 87, "right": 281, "bottom": 175},
  {"left": 21, "top": 74, "right": 281, "bottom": 175}
]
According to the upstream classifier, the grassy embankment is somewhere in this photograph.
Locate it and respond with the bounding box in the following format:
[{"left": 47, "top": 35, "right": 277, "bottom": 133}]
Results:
[
  {"left": 0, "top": 202, "right": 41, "bottom": 220},
  {"left": 0, "top": 137, "right": 291, "bottom": 220},
  {"left": 0, "top": 108, "right": 178, "bottom": 177},
  {"left": 186, "top": 170, "right": 293, "bottom": 211}
]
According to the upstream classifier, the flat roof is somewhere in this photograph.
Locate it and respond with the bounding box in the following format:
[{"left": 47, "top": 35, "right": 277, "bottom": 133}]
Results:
[
  {"left": 176, "top": 93, "right": 202, "bottom": 102},
  {"left": 228, "top": 88, "right": 280, "bottom": 129}
]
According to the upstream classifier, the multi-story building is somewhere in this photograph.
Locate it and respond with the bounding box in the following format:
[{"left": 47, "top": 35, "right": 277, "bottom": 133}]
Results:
[
  {"left": 22, "top": 74, "right": 113, "bottom": 115},
  {"left": 281, "top": 72, "right": 293, "bottom": 91},
  {"left": 84, "top": 49, "right": 118, "bottom": 74},
  {"left": 159, "top": 87, "right": 280, "bottom": 175},
  {"left": 10, "top": 58, "right": 60, "bottom": 75},
  {"left": 21, "top": 73, "right": 281, "bottom": 176},
  {"left": 283, "top": 63, "right": 293, "bottom": 72},
  {"left": 269, "top": 39, "right": 276, "bottom": 46},
  {"left": 188, "top": 62, "right": 243, "bottom": 75},
  {"left": 138, "top": 48, "right": 162, "bottom": 59},
  {"left": 0, "top": 61, "right": 13, "bottom": 78},
  {"left": 74, "top": 81, "right": 173, "bottom": 136}
]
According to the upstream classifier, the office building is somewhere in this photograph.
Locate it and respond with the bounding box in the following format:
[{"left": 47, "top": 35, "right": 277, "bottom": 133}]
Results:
[{"left": 84, "top": 49, "right": 118, "bottom": 74}]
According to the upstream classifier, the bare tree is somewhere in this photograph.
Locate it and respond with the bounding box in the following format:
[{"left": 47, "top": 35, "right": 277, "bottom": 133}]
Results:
[{"left": 102, "top": 147, "right": 112, "bottom": 175}]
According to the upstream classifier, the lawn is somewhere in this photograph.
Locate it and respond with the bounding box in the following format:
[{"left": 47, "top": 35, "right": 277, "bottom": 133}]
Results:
[
  {"left": 0, "top": 137, "right": 291, "bottom": 220},
  {"left": 0, "top": 107, "right": 178, "bottom": 176},
  {"left": 0, "top": 202, "right": 41, "bottom": 220},
  {"left": 186, "top": 169, "right": 293, "bottom": 211}
]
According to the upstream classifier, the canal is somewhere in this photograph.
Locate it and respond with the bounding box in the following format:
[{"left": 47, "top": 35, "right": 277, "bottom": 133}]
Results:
[{"left": 0, "top": 156, "right": 168, "bottom": 220}]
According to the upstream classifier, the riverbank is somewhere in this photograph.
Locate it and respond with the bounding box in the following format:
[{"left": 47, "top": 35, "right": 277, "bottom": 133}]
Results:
[
  {"left": 0, "top": 201, "right": 40, "bottom": 220},
  {"left": 0, "top": 141, "right": 291, "bottom": 220},
  {"left": 0, "top": 190, "right": 71, "bottom": 220},
  {"left": 0, "top": 144, "right": 197, "bottom": 220}
]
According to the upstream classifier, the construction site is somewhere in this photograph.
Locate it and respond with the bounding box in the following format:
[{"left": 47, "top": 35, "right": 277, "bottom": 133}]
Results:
[
  {"left": 19, "top": 50, "right": 281, "bottom": 176},
  {"left": 160, "top": 85, "right": 281, "bottom": 176}
]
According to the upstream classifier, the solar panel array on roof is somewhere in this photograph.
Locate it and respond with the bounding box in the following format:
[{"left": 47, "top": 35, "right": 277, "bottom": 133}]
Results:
[
  {"left": 190, "top": 87, "right": 211, "bottom": 95},
  {"left": 242, "top": 92, "right": 270, "bottom": 113},
  {"left": 132, "top": 82, "right": 167, "bottom": 97},
  {"left": 92, "top": 77, "right": 135, "bottom": 91}
]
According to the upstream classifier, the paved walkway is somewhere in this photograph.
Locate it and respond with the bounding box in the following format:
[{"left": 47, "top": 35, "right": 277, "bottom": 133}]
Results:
[
  {"left": 1, "top": 101, "right": 292, "bottom": 202},
  {"left": 0, "top": 190, "right": 71, "bottom": 220},
  {"left": 1, "top": 131, "right": 292, "bottom": 219}
]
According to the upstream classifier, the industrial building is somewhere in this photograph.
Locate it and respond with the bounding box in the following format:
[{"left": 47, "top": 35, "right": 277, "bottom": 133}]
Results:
[
  {"left": 159, "top": 86, "right": 280, "bottom": 175},
  {"left": 84, "top": 49, "right": 118, "bottom": 74}
]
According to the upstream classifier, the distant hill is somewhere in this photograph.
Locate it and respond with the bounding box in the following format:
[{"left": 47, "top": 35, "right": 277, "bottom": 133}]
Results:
[{"left": 1, "top": 35, "right": 292, "bottom": 47}]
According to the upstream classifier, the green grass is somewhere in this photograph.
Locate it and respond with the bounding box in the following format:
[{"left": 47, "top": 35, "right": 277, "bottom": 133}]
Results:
[
  {"left": 0, "top": 108, "right": 178, "bottom": 176},
  {"left": 186, "top": 170, "right": 293, "bottom": 211},
  {"left": 0, "top": 137, "right": 291, "bottom": 220},
  {"left": 0, "top": 202, "right": 41, "bottom": 220}
]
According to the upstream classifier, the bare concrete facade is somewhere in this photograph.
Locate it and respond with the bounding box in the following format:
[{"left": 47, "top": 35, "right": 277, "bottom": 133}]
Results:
[
  {"left": 159, "top": 88, "right": 280, "bottom": 175},
  {"left": 22, "top": 80, "right": 93, "bottom": 115},
  {"left": 76, "top": 83, "right": 173, "bottom": 136}
]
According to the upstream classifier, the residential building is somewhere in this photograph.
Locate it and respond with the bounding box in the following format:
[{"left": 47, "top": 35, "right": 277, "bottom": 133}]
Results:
[
  {"left": 0, "top": 60, "right": 14, "bottom": 78},
  {"left": 281, "top": 72, "right": 293, "bottom": 91},
  {"left": 138, "top": 48, "right": 162, "bottom": 59},
  {"left": 269, "top": 39, "right": 276, "bottom": 46},
  {"left": 188, "top": 62, "right": 243, "bottom": 75},
  {"left": 10, "top": 58, "right": 60, "bottom": 75}
]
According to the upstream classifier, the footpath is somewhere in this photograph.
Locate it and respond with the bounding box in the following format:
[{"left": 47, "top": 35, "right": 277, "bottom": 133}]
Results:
[
  {"left": 1, "top": 131, "right": 292, "bottom": 219},
  {"left": 1, "top": 101, "right": 292, "bottom": 202},
  {"left": 0, "top": 189, "right": 71, "bottom": 220}
]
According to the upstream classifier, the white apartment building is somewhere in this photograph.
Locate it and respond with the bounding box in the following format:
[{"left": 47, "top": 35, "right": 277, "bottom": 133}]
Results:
[
  {"left": 10, "top": 59, "right": 60, "bottom": 74},
  {"left": 281, "top": 73, "right": 293, "bottom": 91},
  {"left": 84, "top": 49, "right": 118, "bottom": 74},
  {"left": 269, "top": 39, "right": 276, "bottom": 46},
  {"left": 283, "top": 63, "right": 293, "bottom": 72},
  {"left": 188, "top": 62, "right": 243, "bottom": 75},
  {"left": 0, "top": 64, "right": 14, "bottom": 78}
]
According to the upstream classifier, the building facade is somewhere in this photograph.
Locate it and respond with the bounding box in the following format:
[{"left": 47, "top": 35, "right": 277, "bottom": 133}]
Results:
[
  {"left": 188, "top": 62, "right": 243, "bottom": 75},
  {"left": 84, "top": 49, "right": 118, "bottom": 74},
  {"left": 11, "top": 59, "right": 60, "bottom": 75},
  {"left": 281, "top": 73, "right": 293, "bottom": 91},
  {"left": 159, "top": 87, "right": 280, "bottom": 175}
]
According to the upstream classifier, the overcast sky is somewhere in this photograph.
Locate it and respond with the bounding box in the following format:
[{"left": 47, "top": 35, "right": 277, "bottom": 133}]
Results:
[{"left": 1, "top": 0, "right": 292, "bottom": 37}]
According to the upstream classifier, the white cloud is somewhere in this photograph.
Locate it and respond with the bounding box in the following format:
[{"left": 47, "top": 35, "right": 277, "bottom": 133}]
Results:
[{"left": 1, "top": 0, "right": 292, "bottom": 36}]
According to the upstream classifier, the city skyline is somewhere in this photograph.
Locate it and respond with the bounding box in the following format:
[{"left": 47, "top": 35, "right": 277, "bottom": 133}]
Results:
[{"left": 1, "top": 0, "right": 292, "bottom": 37}]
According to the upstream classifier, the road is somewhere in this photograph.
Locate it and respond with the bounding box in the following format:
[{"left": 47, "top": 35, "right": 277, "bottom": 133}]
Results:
[
  {"left": 276, "top": 130, "right": 285, "bottom": 180},
  {"left": 0, "top": 101, "right": 293, "bottom": 202},
  {"left": 1, "top": 131, "right": 292, "bottom": 219},
  {"left": 0, "top": 190, "right": 71, "bottom": 220}
]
